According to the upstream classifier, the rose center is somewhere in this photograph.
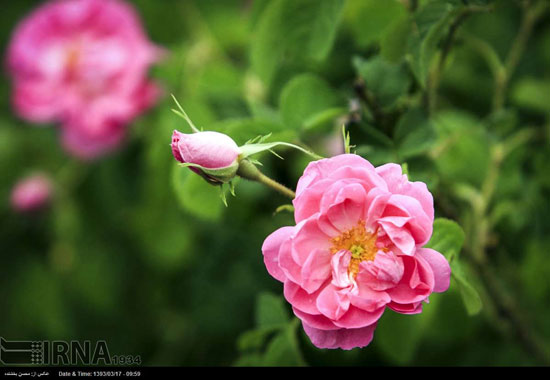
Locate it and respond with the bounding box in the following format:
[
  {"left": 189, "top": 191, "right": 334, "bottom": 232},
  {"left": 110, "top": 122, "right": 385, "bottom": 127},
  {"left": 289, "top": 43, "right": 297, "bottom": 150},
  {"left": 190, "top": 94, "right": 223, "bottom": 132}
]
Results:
[
  {"left": 64, "top": 45, "right": 81, "bottom": 81},
  {"left": 330, "top": 220, "right": 380, "bottom": 277}
]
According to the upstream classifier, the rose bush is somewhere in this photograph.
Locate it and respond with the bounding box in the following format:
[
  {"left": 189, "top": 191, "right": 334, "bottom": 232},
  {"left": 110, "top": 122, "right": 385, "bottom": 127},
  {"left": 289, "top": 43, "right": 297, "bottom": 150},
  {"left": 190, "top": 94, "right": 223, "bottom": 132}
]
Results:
[
  {"left": 262, "top": 154, "right": 451, "bottom": 349},
  {"left": 6, "top": 0, "right": 162, "bottom": 159}
]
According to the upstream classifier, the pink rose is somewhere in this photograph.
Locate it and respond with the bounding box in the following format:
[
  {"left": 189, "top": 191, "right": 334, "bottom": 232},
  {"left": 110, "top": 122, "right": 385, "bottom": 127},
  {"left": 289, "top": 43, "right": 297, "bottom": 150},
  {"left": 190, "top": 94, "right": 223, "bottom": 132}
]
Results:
[
  {"left": 262, "top": 154, "right": 451, "bottom": 350},
  {"left": 11, "top": 173, "right": 53, "bottom": 213},
  {"left": 6, "top": 0, "right": 163, "bottom": 159}
]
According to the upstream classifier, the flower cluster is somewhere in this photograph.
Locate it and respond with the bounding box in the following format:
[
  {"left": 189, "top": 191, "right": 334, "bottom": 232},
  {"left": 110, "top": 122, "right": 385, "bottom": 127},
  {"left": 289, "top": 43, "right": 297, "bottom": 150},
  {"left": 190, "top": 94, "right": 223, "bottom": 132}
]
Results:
[
  {"left": 262, "top": 154, "right": 450, "bottom": 349},
  {"left": 6, "top": 0, "right": 162, "bottom": 159}
]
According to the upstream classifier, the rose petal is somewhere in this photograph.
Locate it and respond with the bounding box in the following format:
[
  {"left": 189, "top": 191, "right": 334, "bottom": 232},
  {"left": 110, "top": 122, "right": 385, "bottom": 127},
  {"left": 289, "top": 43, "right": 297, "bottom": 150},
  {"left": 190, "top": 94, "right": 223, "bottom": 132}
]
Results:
[
  {"left": 302, "top": 322, "right": 377, "bottom": 350},
  {"left": 262, "top": 226, "right": 293, "bottom": 282},
  {"left": 417, "top": 248, "right": 451, "bottom": 293}
]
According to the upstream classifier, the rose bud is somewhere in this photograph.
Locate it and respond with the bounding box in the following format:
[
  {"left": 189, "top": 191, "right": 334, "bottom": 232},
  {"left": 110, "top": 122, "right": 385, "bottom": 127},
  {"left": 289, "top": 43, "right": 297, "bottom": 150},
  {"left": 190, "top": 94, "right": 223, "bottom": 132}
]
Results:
[
  {"left": 10, "top": 173, "right": 53, "bottom": 213},
  {"left": 171, "top": 130, "right": 241, "bottom": 184}
]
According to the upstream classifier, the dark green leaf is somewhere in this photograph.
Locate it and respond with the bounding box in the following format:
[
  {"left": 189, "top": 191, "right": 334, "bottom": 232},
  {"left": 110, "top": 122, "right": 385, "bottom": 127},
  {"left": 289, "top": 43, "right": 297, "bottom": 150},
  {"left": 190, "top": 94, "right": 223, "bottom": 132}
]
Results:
[
  {"left": 376, "top": 295, "right": 441, "bottom": 364},
  {"left": 406, "top": 1, "right": 456, "bottom": 86},
  {"left": 353, "top": 56, "right": 411, "bottom": 108},
  {"left": 394, "top": 108, "right": 436, "bottom": 159}
]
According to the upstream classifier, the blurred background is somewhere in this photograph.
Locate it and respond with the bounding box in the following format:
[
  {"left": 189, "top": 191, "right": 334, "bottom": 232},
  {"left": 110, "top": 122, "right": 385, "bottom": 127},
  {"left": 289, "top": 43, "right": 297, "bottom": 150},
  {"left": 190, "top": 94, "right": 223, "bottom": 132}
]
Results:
[{"left": 1, "top": 0, "right": 550, "bottom": 366}]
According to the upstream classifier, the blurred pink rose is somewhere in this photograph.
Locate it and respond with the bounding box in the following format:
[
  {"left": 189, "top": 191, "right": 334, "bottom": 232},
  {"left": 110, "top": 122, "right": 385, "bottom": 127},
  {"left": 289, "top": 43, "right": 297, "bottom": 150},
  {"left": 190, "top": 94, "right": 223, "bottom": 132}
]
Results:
[
  {"left": 262, "top": 154, "right": 450, "bottom": 350},
  {"left": 6, "top": 0, "right": 163, "bottom": 159},
  {"left": 11, "top": 173, "right": 53, "bottom": 213}
]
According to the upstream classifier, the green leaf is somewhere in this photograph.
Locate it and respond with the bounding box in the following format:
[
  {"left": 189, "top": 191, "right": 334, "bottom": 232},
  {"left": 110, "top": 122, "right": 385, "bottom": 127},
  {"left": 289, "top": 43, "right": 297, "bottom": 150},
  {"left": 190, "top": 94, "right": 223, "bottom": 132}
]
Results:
[
  {"left": 406, "top": 0, "right": 456, "bottom": 86},
  {"left": 262, "top": 322, "right": 305, "bottom": 366},
  {"left": 511, "top": 78, "right": 550, "bottom": 114},
  {"left": 394, "top": 108, "right": 436, "bottom": 159},
  {"left": 359, "top": 121, "right": 394, "bottom": 148},
  {"left": 302, "top": 107, "right": 348, "bottom": 132},
  {"left": 426, "top": 218, "right": 465, "bottom": 263},
  {"left": 433, "top": 111, "right": 491, "bottom": 187},
  {"left": 279, "top": 73, "right": 344, "bottom": 130},
  {"left": 353, "top": 56, "right": 411, "bottom": 108},
  {"left": 237, "top": 327, "right": 279, "bottom": 352},
  {"left": 345, "top": 0, "right": 407, "bottom": 47},
  {"left": 255, "top": 292, "right": 290, "bottom": 329},
  {"left": 233, "top": 353, "right": 265, "bottom": 367},
  {"left": 251, "top": 0, "right": 346, "bottom": 85},
  {"left": 451, "top": 260, "right": 483, "bottom": 316},
  {"left": 376, "top": 295, "right": 441, "bottom": 364},
  {"left": 171, "top": 163, "right": 225, "bottom": 221},
  {"left": 380, "top": 14, "right": 413, "bottom": 63}
]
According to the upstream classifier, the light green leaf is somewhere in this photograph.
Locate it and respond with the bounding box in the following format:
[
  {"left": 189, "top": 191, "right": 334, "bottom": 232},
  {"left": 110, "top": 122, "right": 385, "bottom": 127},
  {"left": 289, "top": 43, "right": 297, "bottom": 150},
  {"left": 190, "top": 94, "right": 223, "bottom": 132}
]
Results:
[
  {"left": 256, "top": 292, "right": 290, "bottom": 329},
  {"left": 345, "top": 0, "right": 407, "bottom": 47},
  {"left": 381, "top": 14, "right": 412, "bottom": 63},
  {"left": 511, "top": 78, "right": 550, "bottom": 114},
  {"left": 433, "top": 111, "right": 491, "bottom": 187},
  {"left": 279, "top": 73, "right": 344, "bottom": 130},
  {"left": 302, "top": 107, "right": 348, "bottom": 132},
  {"left": 251, "top": 0, "right": 346, "bottom": 85},
  {"left": 426, "top": 218, "right": 465, "bottom": 263},
  {"left": 237, "top": 326, "right": 279, "bottom": 352},
  {"left": 451, "top": 260, "right": 483, "bottom": 316}
]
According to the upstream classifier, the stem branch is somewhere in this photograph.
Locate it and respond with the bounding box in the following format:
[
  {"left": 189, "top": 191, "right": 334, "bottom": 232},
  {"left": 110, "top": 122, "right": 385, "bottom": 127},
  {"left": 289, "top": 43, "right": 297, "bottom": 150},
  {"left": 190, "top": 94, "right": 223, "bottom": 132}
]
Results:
[
  {"left": 257, "top": 173, "right": 296, "bottom": 199},
  {"left": 493, "top": 0, "right": 548, "bottom": 112},
  {"left": 461, "top": 130, "right": 550, "bottom": 364}
]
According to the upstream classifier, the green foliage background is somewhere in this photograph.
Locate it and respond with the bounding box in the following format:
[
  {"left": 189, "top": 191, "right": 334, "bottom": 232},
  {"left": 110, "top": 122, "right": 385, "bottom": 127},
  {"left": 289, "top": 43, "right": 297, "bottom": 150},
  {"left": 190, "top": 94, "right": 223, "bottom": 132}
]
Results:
[{"left": 1, "top": 0, "right": 550, "bottom": 366}]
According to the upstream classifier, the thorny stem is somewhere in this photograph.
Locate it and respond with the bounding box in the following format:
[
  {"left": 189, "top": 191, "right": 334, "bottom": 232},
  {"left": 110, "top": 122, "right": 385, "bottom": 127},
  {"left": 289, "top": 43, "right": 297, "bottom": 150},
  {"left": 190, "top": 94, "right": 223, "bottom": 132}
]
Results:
[{"left": 493, "top": 0, "right": 549, "bottom": 112}]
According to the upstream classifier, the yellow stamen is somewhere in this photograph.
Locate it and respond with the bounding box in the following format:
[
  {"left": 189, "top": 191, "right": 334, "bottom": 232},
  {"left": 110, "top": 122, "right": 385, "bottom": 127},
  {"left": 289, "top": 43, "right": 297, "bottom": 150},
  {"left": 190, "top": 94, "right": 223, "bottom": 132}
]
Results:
[{"left": 330, "top": 220, "right": 379, "bottom": 277}]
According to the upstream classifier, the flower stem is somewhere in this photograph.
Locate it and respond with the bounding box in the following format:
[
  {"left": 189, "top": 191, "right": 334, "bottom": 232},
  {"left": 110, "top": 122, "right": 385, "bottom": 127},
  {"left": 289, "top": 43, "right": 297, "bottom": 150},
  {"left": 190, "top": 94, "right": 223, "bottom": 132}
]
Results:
[
  {"left": 257, "top": 172, "right": 296, "bottom": 199},
  {"left": 236, "top": 159, "right": 296, "bottom": 199}
]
